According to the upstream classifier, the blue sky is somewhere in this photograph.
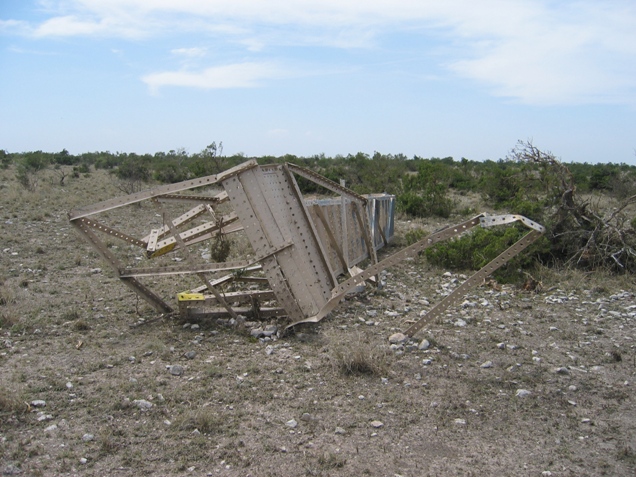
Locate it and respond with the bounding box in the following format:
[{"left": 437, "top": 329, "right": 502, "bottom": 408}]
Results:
[{"left": 1, "top": 0, "right": 635, "bottom": 164}]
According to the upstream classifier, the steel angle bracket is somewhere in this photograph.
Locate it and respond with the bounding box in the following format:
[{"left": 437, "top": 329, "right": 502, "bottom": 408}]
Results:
[
  {"left": 404, "top": 229, "right": 542, "bottom": 337},
  {"left": 404, "top": 214, "right": 545, "bottom": 337},
  {"left": 480, "top": 214, "right": 545, "bottom": 233},
  {"left": 286, "top": 213, "right": 545, "bottom": 334}
]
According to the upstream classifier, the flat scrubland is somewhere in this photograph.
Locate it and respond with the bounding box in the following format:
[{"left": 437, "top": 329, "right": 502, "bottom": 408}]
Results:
[{"left": 1, "top": 166, "right": 635, "bottom": 477}]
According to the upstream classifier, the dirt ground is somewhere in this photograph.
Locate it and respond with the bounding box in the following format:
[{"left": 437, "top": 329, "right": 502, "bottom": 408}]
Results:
[{"left": 1, "top": 166, "right": 635, "bottom": 476}]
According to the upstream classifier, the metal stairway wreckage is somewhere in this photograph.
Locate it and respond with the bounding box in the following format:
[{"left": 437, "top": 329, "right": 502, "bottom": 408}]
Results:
[{"left": 68, "top": 160, "right": 545, "bottom": 337}]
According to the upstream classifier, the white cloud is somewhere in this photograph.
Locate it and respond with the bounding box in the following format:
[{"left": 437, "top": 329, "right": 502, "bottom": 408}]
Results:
[
  {"left": 10, "top": 0, "right": 636, "bottom": 105},
  {"left": 0, "top": 19, "right": 29, "bottom": 34},
  {"left": 31, "top": 13, "right": 149, "bottom": 38},
  {"left": 141, "top": 61, "right": 284, "bottom": 93},
  {"left": 171, "top": 47, "right": 207, "bottom": 58},
  {"left": 33, "top": 15, "right": 103, "bottom": 36},
  {"left": 447, "top": 2, "right": 636, "bottom": 104}
]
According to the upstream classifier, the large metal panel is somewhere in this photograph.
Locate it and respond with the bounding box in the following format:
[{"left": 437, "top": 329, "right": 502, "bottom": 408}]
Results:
[
  {"left": 222, "top": 165, "right": 335, "bottom": 320},
  {"left": 305, "top": 194, "right": 395, "bottom": 275}
]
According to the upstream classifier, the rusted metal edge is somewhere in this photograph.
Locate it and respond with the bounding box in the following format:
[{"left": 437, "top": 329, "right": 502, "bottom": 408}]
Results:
[
  {"left": 284, "top": 215, "right": 485, "bottom": 329},
  {"left": 68, "top": 160, "right": 258, "bottom": 219},
  {"left": 285, "top": 213, "right": 545, "bottom": 332},
  {"left": 121, "top": 242, "right": 293, "bottom": 278},
  {"left": 78, "top": 217, "right": 148, "bottom": 248},
  {"left": 70, "top": 220, "right": 172, "bottom": 313},
  {"left": 142, "top": 204, "right": 208, "bottom": 242},
  {"left": 285, "top": 163, "right": 368, "bottom": 204}
]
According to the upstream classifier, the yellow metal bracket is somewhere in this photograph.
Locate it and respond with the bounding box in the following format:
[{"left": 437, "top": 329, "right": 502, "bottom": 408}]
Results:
[{"left": 177, "top": 292, "right": 205, "bottom": 301}]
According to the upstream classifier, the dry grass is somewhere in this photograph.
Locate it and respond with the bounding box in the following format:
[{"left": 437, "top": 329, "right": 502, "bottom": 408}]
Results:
[
  {"left": 1, "top": 163, "right": 636, "bottom": 476},
  {"left": 0, "top": 388, "right": 26, "bottom": 414},
  {"left": 177, "top": 408, "right": 225, "bottom": 434},
  {"left": 0, "top": 287, "right": 16, "bottom": 307},
  {"left": 331, "top": 336, "right": 388, "bottom": 377}
]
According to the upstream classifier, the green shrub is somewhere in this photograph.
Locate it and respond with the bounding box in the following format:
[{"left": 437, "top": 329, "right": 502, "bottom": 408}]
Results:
[
  {"left": 397, "top": 186, "right": 454, "bottom": 218},
  {"left": 15, "top": 152, "right": 49, "bottom": 191},
  {"left": 113, "top": 156, "right": 151, "bottom": 194},
  {"left": 0, "top": 150, "right": 11, "bottom": 169},
  {"left": 424, "top": 226, "right": 549, "bottom": 282},
  {"left": 405, "top": 228, "right": 427, "bottom": 245}
]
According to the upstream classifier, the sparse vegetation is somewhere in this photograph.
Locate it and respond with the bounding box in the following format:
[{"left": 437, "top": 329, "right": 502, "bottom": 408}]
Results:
[
  {"left": 15, "top": 151, "right": 49, "bottom": 192},
  {"left": 0, "top": 147, "right": 634, "bottom": 476},
  {"left": 0, "top": 388, "right": 26, "bottom": 414},
  {"left": 332, "top": 338, "right": 388, "bottom": 376},
  {"left": 177, "top": 409, "right": 225, "bottom": 434}
]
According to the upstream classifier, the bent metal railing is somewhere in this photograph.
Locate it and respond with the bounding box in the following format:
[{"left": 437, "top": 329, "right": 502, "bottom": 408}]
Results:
[{"left": 69, "top": 160, "right": 544, "bottom": 337}]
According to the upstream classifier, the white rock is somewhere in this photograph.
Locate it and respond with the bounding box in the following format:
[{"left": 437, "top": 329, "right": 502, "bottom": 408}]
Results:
[
  {"left": 388, "top": 333, "right": 408, "bottom": 344},
  {"left": 454, "top": 418, "right": 466, "bottom": 425},
  {"left": 370, "top": 420, "right": 384, "bottom": 428},
  {"left": 480, "top": 361, "right": 493, "bottom": 369},
  {"left": 515, "top": 389, "right": 531, "bottom": 398},
  {"left": 285, "top": 419, "right": 298, "bottom": 429},
  {"left": 454, "top": 319, "right": 467, "bottom": 327},
  {"left": 82, "top": 433, "right": 94, "bottom": 442},
  {"left": 36, "top": 413, "right": 53, "bottom": 422},
  {"left": 133, "top": 399, "right": 153, "bottom": 410},
  {"left": 418, "top": 339, "right": 430, "bottom": 350},
  {"left": 497, "top": 342, "right": 506, "bottom": 349},
  {"left": 31, "top": 400, "right": 46, "bottom": 408}
]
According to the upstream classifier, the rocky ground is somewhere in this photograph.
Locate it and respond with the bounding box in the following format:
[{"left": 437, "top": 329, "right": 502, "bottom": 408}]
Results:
[{"left": 1, "top": 166, "right": 635, "bottom": 476}]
